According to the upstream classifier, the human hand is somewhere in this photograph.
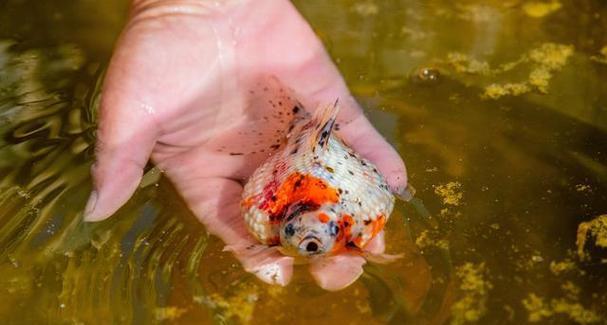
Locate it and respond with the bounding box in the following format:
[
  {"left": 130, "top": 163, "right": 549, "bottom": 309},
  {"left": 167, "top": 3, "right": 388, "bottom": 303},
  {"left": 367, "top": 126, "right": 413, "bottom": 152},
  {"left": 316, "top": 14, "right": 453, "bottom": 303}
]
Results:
[{"left": 86, "top": 0, "right": 408, "bottom": 290}]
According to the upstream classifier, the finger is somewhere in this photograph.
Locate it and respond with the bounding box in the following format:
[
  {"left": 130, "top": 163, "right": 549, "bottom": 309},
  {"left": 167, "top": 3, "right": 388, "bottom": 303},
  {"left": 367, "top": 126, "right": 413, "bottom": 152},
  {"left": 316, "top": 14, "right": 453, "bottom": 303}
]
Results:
[
  {"left": 340, "top": 115, "right": 408, "bottom": 195},
  {"left": 85, "top": 73, "right": 159, "bottom": 222},
  {"left": 224, "top": 244, "right": 294, "bottom": 286},
  {"left": 166, "top": 174, "right": 294, "bottom": 286},
  {"left": 309, "top": 255, "right": 366, "bottom": 291}
]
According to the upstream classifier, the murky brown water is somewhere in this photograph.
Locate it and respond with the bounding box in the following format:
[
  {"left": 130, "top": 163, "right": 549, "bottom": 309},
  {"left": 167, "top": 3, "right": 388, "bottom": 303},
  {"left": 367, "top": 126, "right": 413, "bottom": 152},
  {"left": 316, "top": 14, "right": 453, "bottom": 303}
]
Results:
[{"left": 1, "top": 0, "right": 607, "bottom": 323}]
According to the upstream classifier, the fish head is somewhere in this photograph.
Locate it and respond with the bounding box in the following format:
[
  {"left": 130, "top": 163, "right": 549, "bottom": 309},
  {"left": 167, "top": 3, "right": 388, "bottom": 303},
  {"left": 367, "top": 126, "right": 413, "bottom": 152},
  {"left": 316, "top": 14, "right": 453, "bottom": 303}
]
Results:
[{"left": 279, "top": 208, "right": 340, "bottom": 257}]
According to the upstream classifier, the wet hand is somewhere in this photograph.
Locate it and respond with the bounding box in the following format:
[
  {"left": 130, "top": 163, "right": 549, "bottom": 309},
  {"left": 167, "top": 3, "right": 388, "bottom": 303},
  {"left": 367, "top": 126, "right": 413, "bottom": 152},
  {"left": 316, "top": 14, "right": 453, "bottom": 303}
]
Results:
[{"left": 87, "top": 0, "right": 407, "bottom": 291}]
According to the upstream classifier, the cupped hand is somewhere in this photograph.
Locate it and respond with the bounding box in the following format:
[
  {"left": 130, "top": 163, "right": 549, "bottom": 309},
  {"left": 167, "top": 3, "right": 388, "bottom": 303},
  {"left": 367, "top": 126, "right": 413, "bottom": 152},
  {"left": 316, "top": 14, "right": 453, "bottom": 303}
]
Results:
[{"left": 86, "top": 0, "right": 407, "bottom": 290}]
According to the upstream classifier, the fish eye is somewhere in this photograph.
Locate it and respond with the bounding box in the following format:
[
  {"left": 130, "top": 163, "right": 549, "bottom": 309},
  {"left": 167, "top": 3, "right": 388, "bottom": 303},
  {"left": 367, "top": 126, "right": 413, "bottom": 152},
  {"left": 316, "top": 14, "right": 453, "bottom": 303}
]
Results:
[
  {"left": 284, "top": 223, "right": 295, "bottom": 237},
  {"left": 329, "top": 221, "right": 339, "bottom": 236}
]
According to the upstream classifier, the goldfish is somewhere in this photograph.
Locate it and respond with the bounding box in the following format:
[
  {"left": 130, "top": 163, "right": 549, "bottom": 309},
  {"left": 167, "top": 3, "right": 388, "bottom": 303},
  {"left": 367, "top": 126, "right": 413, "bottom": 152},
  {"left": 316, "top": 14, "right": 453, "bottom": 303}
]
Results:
[{"left": 241, "top": 98, "right": 398, "bottom": 261}]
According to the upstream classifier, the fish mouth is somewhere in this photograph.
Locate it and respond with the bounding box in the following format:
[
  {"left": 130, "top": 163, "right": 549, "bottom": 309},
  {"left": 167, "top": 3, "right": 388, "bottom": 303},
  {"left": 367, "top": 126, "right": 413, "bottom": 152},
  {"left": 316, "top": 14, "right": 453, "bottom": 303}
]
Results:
[{"left": 298, "top": 235, "right": 323, "bottom": 255}]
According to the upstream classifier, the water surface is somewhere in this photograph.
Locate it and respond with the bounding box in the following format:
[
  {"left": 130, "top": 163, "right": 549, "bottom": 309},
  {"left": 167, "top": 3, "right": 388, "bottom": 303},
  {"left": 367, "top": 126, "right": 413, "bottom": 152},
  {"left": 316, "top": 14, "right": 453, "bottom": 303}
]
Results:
[{"left": 1, "top": 0, "right": 606, "bottom": 323}]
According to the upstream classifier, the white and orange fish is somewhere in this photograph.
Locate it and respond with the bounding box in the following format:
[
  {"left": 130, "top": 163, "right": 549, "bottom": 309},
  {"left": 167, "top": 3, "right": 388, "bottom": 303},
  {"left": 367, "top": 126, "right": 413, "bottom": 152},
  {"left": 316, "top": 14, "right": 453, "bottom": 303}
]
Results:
[{"left": 241, "top": 100, "right": 398, "bottom": 261}]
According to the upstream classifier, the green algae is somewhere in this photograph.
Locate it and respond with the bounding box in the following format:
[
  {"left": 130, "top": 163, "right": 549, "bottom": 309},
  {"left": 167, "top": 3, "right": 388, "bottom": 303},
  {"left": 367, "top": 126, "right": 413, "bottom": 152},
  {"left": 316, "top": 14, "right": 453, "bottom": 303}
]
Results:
[
  {"left": 549, "top": 259, "right": 576, "bottom": 276},
  {"left": 523, "top": 293, "right": 601, "bottom": 324},
  {"left": 434, "top": 182, "right": 463, "bottom": 206},
  {"left": 522, "top": 0, "right": 562, "bottom": 18},
  {"left": 443, "top": 43, "right": 574, "bottom": 99},
  {"left": 590, "top": 46, "right": 607, "bottom": 64},
  {"left": 576, "top": 215, "right": 607, "bottom": 261},
  {"left": 450, "top": 263, "right": 492, "bottom": 324}
]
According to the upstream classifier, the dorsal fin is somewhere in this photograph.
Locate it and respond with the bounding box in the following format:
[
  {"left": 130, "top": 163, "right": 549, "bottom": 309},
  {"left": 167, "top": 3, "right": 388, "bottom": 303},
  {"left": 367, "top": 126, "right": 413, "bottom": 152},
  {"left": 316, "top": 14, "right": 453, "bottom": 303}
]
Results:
[{"left": 307, "top": 100, "right": 340, "bottom": 153}]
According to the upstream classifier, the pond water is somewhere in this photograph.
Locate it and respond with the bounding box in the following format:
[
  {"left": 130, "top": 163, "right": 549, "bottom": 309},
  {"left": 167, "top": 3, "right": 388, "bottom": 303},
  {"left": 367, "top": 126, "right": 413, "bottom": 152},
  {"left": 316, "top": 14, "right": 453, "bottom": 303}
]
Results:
[{"left": 1, "top": 0, "right": 606, "bottom": 323}]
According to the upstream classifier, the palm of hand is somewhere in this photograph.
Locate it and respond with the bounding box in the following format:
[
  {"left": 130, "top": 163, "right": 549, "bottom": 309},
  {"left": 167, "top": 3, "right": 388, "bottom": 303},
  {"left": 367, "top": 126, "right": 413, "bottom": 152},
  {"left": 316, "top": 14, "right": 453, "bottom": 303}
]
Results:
[{"left": 88, "top": 0, "right": 407, "bottom": 290}]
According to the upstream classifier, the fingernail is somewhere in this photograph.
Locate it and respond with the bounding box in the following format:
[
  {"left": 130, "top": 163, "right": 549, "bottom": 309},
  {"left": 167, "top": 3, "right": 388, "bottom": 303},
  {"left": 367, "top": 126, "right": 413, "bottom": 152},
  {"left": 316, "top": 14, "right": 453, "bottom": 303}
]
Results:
[
  {"left": 83, "top": 191, "right": 98, "bottom": 222},
  {"left": 396, "top": 184, "right": 416, "bottom": 202}
]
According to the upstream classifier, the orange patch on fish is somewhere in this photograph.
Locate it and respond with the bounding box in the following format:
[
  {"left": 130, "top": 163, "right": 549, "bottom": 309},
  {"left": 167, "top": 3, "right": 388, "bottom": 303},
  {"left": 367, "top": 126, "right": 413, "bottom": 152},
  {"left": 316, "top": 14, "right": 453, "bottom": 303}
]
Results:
[
  {"left": 318, "top": 213, "right": 330, "bottom": 223},
  {"left": 370, "top": 215, "right": 386, "bottom": 238},
  {"left": 258, "top": 173, "right": 339, "bottom": 224},
  {"left": 353, "top": 235, "right": 365, "bottom": 247},
  {"left": 241, "top": 197, "right": 255, "bottom": 209},
  {"left": 331, "top": 214, "right": 355, "bottom": 254}
]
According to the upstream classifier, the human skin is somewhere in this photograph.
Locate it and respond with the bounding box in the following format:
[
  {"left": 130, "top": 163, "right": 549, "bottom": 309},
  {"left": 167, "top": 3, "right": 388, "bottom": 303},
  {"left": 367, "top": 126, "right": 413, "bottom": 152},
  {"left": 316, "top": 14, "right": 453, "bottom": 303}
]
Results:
[{"left": 86, "top": 0, "right": 408, "bottom": 290}]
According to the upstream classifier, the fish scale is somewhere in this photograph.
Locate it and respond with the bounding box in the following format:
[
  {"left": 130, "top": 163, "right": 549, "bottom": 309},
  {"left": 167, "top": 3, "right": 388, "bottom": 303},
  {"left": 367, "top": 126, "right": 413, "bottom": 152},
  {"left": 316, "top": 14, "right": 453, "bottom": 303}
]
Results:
[{"left": 241, "top": 102, "right": 395, "bottom": 257}]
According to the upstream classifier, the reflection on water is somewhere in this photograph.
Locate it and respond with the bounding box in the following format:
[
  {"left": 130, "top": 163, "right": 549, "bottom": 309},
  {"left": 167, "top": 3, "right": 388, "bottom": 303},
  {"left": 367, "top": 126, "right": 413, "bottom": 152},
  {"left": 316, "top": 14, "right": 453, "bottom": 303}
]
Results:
[{"left": 1, "top": 0, "right": 607, "bottom": 323}]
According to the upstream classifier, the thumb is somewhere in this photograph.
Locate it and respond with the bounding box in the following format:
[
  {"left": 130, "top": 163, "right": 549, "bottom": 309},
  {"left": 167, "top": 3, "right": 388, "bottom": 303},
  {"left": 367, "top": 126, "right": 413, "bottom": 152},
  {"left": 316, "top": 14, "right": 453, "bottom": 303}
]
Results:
[
  {"left": 84, "top": 83, "right": 158, "bottom": 222},
  {"left": 339, "top": 111, "right": 408, "bottom": 195}
]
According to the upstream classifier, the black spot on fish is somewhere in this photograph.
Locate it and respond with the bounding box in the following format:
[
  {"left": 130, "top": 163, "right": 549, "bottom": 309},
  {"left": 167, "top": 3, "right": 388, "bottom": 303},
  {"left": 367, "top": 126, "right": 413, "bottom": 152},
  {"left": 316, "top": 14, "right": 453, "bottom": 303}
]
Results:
[
  {"left": 229, "top": 152, "right": 244, "bottom": 156},
  {"left": 293, "top": 178, "right": 303, "bottom": 190},
  {"left": 338, "top": 188, "right": 343, "bottom": 194},
  {"left": 364, "top": 219, "right": 372, "bottom": 225},
  {"left": 325, "top": 166, "right": 334, "bottom": 173},
  {"left": 284, "top": 223, "right": 295, "bottom": 237},
  {"left": 292, "top": 106, "right": 300, "bottom": 114},
  {"left": 335, "top": 123, "right": 340, "bottom": 131},
  {"left": 290, "top": 148, "right": 298, "bottom": 155},
  {"left": 348, "top": 170, "right": 354, "bottom": 175},
  {"left": 361, "top": 161, "right": 367, "bottom": 166},
  {"left": 271, "top": 195, "right": 277, "bottom": 202},
  {"left": 285, "top": 201, "right": 319, "bottom": 222},
  {"left": 270, "top": 144, "right": 280, "bottom": 150},
  {"left": 348, "top": 152, "right": 356, "bottom": 158}
]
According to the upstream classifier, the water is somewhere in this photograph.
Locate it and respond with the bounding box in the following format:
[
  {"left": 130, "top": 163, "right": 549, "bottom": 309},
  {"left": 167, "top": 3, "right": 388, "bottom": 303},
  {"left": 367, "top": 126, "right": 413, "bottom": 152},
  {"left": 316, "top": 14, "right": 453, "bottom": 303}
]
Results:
[{"left": 1, "top": 0, "right": 606, "bottom": 323}]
